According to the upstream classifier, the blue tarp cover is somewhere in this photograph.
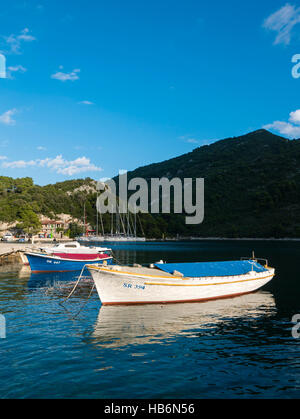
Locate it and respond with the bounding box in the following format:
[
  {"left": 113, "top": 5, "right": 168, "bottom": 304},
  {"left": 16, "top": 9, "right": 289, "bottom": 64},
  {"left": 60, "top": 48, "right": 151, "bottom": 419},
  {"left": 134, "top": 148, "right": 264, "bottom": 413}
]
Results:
[{"left": 154, "top": 260, "right": 267, "bottom": 278}]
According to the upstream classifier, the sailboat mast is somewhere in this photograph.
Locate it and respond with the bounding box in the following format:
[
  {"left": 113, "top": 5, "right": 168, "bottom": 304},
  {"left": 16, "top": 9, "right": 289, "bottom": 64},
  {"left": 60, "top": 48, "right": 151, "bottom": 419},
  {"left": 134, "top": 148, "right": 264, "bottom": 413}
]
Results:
[
  {"left": 84, "top": 202, "right": 88, "bottom": 237},
  {"left": 96, "top": 194, "right": 99, "bottom": 236},
  {"left": 127, "top": 209, "right": 129, "bottom": 236},
  {"left": 116, "top": 203, "right": 120, "bottom": 235}
]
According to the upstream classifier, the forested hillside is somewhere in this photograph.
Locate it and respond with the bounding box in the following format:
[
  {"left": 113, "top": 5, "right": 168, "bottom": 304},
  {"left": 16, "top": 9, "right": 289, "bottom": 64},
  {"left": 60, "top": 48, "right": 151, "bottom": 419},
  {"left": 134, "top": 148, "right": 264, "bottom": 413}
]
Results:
[
  {"left": 1, "top": 129, "right": 300, "bottom": 238},
  {"left": 122, "top": 129, "right": 300, "bottom": 238},
  {"left": 0, "top": 177, "right": 98, "bottom": 233}
]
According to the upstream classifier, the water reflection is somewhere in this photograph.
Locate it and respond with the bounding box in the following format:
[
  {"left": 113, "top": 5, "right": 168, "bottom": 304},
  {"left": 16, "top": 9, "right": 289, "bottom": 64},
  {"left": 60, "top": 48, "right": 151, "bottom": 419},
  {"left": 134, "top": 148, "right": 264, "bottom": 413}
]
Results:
[
  {"left": 17, "top": 266, "right": 31, "bottom": 278},
  {"left": 90, "top": 291, "right": 276, "bottom": 348},
  {"left": 0, "top": 265, "right": 30, "bottom": 303},
  {"left": 27, "top": 271, "right": 84, "bottom": 290}
]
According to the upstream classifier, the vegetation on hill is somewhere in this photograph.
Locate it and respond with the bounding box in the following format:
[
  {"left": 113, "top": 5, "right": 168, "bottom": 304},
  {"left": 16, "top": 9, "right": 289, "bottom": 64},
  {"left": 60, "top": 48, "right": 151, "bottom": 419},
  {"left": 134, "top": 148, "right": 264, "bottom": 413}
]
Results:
[
  {"left": 0, "top": 177, "right": 97, "bottom": 233},
  {"left": 1, "top": 129, "right": 300, "bottom": 238},
  {"left": 121, "top": 129, "right": 300, "bottom": 238}
]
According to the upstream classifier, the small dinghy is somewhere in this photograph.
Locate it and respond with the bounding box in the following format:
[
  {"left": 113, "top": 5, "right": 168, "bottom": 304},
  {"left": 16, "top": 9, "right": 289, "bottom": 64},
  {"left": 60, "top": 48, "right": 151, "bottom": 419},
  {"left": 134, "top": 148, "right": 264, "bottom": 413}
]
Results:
[{"left": 87, "top": 258, "right": 275, "bottom": 305}]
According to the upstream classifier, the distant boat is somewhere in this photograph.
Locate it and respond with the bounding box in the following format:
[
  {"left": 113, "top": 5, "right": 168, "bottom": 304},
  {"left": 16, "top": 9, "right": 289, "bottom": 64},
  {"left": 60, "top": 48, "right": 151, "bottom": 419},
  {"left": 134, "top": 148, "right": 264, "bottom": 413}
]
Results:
[
  {"left": 78, "top": 235, "right": 146, "bottom": 243},
  {"left": 102, "top": 234, "right": 146, "bottom": 242},
  {"left": 87, "top": 258, "right": 275, "bottom": 305},
  {"left": 78, "top": 235, "right": 105, "bottom": 242},
  {"left": 77, "top": 198, "right": 145, "bottom": 243},
  {"left": 25, "top": 241, "right": 113, "bottom": 273}
]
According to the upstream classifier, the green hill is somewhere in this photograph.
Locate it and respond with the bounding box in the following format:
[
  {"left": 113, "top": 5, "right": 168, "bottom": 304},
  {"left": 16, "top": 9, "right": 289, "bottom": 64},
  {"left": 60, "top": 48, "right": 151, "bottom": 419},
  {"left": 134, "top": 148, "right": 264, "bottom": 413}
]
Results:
[
  {"left": 122, "top": 129, "right": 300, "bottom": 238},
  {"left": 1, "top": 129, "right": 300, "bottom": 238},
  {"left": 0, "top": 177, "right": 98, "bottom": 233}
]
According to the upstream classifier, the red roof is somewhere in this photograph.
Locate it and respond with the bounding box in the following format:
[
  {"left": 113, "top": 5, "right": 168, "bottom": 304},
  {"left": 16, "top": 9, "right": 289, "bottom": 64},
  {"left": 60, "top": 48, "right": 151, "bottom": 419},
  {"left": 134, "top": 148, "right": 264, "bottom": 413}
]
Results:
[{"left": 42, "top": 220, "right": 63, "bottom": 225}]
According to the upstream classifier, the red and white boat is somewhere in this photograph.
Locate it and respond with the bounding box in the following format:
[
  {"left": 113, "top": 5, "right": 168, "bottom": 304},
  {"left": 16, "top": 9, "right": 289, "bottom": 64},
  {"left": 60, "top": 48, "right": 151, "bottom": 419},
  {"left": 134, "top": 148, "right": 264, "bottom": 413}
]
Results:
[
  {"left": 39, "top": 241, "right": 112, "bottom": 261},
  {"left": 25, "top": 241, "right": 113, "bottom": 273}
]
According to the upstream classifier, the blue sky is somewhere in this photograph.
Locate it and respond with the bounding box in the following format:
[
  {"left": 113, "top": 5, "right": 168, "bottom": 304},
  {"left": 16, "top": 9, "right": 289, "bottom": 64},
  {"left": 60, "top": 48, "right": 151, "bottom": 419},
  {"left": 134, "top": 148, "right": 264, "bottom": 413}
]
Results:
[{"left": 0, "top": 0, "right": 300, "bottom": 185}]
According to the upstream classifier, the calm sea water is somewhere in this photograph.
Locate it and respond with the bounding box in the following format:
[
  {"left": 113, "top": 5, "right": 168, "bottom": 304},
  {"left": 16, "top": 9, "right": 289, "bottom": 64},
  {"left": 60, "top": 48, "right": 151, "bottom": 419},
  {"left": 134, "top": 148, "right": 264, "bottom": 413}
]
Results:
[{"left": 0, "top": 240, "right": 300, "bottom": 399}]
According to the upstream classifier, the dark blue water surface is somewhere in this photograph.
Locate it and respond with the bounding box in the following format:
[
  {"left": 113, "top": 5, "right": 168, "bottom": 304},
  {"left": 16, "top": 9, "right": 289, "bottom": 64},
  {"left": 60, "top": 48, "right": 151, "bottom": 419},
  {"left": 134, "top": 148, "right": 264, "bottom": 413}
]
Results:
[{"left": 0, "top": 240, "right": 300, "bottom": 399}]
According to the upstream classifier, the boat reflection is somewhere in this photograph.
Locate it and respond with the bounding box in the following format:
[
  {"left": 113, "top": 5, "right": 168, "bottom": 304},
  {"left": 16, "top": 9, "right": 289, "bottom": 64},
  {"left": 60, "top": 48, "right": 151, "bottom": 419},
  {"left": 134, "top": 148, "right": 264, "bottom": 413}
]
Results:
[
  {"left": 27, "top": 271, "right": 90, "bottom": 290},
  {"left": 90, "top": 291, "right": 276, "bottom": 348}
]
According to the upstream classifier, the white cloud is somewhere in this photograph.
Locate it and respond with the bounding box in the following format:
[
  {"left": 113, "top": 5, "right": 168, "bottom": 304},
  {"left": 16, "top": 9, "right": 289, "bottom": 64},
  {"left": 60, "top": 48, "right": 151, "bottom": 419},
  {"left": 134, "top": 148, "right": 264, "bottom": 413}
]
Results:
[
  {"left": 178, "top": 135, "right": 211, "bottom": 145},
  {"left": 17, "top": 28, "right": 36, "bottom": 42},
  {"left": 264, "top": 121, "right": 300, "bottom": 137},
  {"left": 264, "top": 109, "right": 300, "bottom": 138},
  {"left": 289, "top": 109, "right": 300, "bottom": 124},
  {"left": 178, "top": 135, "right": 198, "bottom": 143},
  {"left": 2, "top": 159, "right": 37, "bottom": 169},
  {"left": 78, "top": 100, "right": 94, "bottom": 105},
  {"left": 1, "top": 28, "right": 36, "bottom": 54},
  {"left": 40, "top": 155, "right": 103, "bottom": 176},
  {"left": 186, "top": 138, "right": 199, "bottom": 144},
  {"left": 37, "top": 146, "right": 47, "bottom": 151},
  {"left": 2, "top": 155, "right": 103, "bottom": 176},
  {"left": 51, "top": 68, "right": 80, "bottom": 82},
  {"left": 263, "top": 3, "right": 300, "bottom": 45},
  {"left": 0, "top": 109, "right": 17, "bottom": 126},
  {"left": 0, "top": 155, "right": 7, "bottom": 160},
  {"left": 6, "top": 65, "right": 27, "bottom": 79}
]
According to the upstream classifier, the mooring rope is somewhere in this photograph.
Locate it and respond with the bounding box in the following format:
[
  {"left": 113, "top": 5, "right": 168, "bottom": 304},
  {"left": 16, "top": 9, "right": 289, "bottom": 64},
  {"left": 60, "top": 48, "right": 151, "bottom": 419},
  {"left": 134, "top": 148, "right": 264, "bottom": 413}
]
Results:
[
  {"left": 72, "top": 282, "right": 95, "bottom": 319},
  {"left": 59, "top": 251, "right": 152, "bottom": 309},
  {"left": 60, "top": 264, "right": 88, "bottom": 304}
]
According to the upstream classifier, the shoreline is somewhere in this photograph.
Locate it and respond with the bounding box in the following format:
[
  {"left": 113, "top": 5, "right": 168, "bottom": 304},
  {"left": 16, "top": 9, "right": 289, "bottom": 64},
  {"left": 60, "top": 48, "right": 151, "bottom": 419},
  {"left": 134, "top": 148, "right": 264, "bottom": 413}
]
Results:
[
  {"left": 1, "top": 237, "right": 300, "bottom": 250},
  {"left": 149, "top": 237, "right": 300, "bottom": 242}
]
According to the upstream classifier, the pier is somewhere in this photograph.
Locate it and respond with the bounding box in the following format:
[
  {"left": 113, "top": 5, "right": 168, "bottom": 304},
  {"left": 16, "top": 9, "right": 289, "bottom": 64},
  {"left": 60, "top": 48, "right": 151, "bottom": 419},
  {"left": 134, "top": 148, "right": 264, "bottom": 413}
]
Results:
[
  {"left": 0, "top": 242, "right": 53, "bottom": 266},
  {"left": 0, "top": 243, "right": 31, "bottom": 265}
]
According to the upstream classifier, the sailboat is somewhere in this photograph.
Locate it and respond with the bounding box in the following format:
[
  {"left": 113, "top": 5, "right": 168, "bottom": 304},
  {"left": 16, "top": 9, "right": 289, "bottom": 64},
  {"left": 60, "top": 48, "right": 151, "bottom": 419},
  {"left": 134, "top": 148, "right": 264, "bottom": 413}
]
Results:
[
  {"left": 103, "top": 204, "right": 145, "bottom": 242},
  {"left": 78, "top": 199, "right": 145, "bottom": 243}
]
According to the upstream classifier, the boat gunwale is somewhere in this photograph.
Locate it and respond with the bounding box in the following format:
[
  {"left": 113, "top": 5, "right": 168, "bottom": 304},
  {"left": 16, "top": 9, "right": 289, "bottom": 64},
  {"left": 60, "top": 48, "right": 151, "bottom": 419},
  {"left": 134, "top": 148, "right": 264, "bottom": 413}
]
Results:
[
  {"left": 87, "top": 264, "right": 274, "bottom": 283},
  {"left": 144, "top": 273, "right": 274, "bottom": 286},
  {"left": 25, "top": 251, "right": 113, "bottom": 263}
]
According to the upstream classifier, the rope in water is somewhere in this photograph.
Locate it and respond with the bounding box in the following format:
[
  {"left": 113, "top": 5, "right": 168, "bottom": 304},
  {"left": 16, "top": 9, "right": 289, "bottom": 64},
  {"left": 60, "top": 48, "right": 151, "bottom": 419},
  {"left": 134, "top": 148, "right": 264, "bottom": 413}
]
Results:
[{"left": 61, "top": 263, "right": 88, "bottom": 304}]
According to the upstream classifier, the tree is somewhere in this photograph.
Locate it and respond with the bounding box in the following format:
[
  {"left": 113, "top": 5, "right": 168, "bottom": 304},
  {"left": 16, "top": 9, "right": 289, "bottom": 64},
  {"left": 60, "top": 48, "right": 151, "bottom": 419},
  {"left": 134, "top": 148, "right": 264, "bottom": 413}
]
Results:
[
  {"left": 16, "top": 209, "right": 41, "bottom": 234},
  {"left": 68, "top": 223, "right": 84, "bottom": 239}
]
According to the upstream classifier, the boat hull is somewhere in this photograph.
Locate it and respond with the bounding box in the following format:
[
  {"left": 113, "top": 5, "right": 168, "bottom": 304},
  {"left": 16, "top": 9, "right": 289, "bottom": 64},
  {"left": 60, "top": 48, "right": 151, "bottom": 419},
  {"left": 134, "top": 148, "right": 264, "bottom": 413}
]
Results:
[
  {"left": 25, "top": 252, "right": 113, "bottom": 273},
  {"left": 87, "top": 265, "right": 275, "bottom": 305},
  {"left": 52, "top": 252, "right": 110, "bottom": 260}
]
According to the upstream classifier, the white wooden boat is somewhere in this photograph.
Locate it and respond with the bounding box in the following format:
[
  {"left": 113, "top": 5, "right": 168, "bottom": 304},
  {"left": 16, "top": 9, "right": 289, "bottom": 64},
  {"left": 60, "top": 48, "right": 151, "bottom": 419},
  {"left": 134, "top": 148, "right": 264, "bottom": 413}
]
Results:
[{"left": 87, "top": 259, "right": 275, "bottom": 305}]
